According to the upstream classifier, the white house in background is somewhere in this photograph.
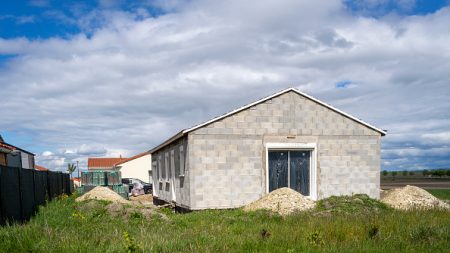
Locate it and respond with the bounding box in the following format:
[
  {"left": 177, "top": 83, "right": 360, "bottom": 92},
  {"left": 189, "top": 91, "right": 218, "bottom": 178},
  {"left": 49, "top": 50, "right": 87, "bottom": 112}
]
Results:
[{"left": 114, "top": 152, "right": 152, "bottom": 183}]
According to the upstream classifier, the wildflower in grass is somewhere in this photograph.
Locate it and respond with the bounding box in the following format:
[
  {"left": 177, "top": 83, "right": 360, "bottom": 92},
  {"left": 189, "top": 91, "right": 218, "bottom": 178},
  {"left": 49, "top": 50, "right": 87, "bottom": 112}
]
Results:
[
  {"left": 123, "top": 231, "right": 142, "bottom": 253},
  {"left": 72, "top": 211, "right": 85, "bottom": 220},
  {"left": 307, "top": 230, "right": 324, "bottom": 246}
]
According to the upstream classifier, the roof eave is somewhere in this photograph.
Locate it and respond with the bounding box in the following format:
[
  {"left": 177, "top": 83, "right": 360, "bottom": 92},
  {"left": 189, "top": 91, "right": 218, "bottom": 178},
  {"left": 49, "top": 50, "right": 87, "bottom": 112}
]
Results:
[{"left": 148, "top": 130, "right": 186, "bottom": 154}]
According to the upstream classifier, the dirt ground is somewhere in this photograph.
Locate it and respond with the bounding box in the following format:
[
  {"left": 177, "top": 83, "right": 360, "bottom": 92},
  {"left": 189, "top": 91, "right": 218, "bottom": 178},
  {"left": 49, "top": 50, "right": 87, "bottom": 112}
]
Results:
[{"left": 129, "top": 194, "right": 153, "bottom": 206}]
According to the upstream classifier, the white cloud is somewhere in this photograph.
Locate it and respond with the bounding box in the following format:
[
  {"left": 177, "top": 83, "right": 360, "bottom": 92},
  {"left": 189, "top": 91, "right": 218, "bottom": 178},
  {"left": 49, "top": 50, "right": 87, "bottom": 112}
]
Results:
[{"left": 0, "top": 0, "right": 449, "bottom": 170}]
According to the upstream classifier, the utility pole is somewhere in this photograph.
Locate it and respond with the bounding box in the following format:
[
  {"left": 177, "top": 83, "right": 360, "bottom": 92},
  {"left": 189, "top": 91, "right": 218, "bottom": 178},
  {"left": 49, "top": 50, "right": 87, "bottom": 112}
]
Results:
[{"left": 77, "top": 160, "right": 79, "bottom": 179}]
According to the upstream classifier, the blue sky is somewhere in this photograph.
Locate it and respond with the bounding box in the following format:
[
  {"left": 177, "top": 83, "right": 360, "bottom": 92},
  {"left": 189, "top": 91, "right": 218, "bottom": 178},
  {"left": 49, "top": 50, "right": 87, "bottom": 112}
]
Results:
[
  {"left": 0, "top": 0, "right": 166, "bottom": 39},
  {"left": 1, "top": 0, "right": 449, "bottom": 171}
]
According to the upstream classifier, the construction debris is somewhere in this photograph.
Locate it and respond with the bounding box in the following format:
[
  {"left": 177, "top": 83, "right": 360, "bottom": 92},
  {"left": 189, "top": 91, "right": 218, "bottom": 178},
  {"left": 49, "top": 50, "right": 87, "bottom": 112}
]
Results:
[
  {"left": 75, "top": 186, "right": 130, "bottom": 204},
  {"left": 380, "top": 185, "right": 450, "bottom": 210},
  {"left": 243, "top": 187, "right": 315, "bottom": 216}
]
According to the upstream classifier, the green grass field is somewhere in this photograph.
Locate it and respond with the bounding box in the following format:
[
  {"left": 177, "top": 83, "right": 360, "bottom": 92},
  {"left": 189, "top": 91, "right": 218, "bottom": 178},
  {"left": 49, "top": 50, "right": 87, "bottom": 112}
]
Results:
[
  {"left": 0, "top": 194, "right": 449, "bottom": 253},
  {"left": 427, "top": 189, "right": 450, "bottom": 201}
]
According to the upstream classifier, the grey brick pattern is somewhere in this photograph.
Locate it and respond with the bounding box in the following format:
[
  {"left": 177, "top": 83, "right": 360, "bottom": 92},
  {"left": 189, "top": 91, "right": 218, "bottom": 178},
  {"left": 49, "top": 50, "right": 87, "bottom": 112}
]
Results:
[{"left": 153, "top": 91, "right": 382, "bottom": 210}]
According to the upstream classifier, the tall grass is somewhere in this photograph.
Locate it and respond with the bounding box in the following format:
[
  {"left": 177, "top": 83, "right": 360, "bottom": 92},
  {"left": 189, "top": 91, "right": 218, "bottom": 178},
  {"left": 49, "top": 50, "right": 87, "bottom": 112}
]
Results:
[{"left": 0, "top": 195, "right": 449, "bottom": 252}]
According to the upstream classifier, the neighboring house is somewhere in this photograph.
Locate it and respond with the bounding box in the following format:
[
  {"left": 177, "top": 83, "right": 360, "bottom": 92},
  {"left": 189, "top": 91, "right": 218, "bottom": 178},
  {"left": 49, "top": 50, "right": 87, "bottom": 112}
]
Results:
[
  {"left": 150, "top": 88, "right": 386, "bottom": 210},
  {"left": 35, "top": 165, "right": 49, "bottom": 171},
  {"left": 114, "top": 152, "right": 152, "bottom": 183},
  {"left": 0, "top": 134, "right": 35, "bottom": 169},
  {"left": 87, "top": 157, "right": 127, "bottom": 171},
  {"left": 0, "top": 138, "right": 14, "bottom": 166},
  {"left": 71, "top": 177, "right": 81, "bottom": 187}
]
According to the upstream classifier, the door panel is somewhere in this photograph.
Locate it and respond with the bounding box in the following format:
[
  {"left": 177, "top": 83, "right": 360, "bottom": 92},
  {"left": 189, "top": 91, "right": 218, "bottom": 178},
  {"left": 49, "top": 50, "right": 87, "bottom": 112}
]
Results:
[
  {"left": 290, "top": 151, "right": 310, "bottom": 196},
  {"left": 268, "top": 151, "right": 288, "bottom": 192}
]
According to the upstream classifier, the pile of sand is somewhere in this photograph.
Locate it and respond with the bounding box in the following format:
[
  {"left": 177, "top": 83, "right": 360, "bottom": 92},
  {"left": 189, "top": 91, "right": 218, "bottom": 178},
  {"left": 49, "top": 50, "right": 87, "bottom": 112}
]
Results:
[
  {"left": 381, "top": 185, "right": 450, "bottom": 210},
  {"left": 243, "top": 187, "right": 315, "bottom": 216},
  {"left": 75, "top": 186, "right": 130, "bottom": 204}
]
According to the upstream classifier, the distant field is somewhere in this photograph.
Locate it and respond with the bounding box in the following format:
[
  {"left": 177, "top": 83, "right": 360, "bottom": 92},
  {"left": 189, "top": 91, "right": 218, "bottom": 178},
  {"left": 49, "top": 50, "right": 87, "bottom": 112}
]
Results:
[
  {"left": 381, "top": 175, "right": 450, "bottom": 189},
  {"left": 427, "top": 189, "right": 450, "bottom": 201}
]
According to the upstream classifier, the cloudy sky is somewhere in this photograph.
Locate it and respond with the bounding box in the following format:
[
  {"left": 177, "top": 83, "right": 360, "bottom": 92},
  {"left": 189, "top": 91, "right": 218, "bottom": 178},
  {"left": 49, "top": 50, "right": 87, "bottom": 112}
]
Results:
[{"left": 0, "top": 0, "right": 449, "bottom": 172}]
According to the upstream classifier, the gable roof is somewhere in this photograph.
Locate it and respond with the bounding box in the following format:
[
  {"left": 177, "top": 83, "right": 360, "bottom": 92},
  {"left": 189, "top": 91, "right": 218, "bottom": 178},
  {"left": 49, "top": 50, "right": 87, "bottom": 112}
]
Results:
[
  {"left": 149, "top": 87, "right": 386, "bottom": 153},
  {"left": 35, "top": 165, "right": 49, "bottom": 171},
  {"left": 114, "top": 151, "right": 150, "bottom": 166},
  {"left": 88, "top": 158, "right": 127, "bottom": 169}
]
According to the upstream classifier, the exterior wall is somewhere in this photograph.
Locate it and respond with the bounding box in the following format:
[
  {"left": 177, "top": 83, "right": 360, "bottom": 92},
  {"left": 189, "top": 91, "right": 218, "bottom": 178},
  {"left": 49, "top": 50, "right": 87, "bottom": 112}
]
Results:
[
  {"left": 152, "top": 136, "right": 190, "bottom": 208},
  {"left": 187, "top": 91, "right": 381, "bottom": 210},
  {"left": 21, "top": 152, "right": 34, "bottom": 169},
  {"left": 118, "top": 154, "right": 152, "bottom": 183}
]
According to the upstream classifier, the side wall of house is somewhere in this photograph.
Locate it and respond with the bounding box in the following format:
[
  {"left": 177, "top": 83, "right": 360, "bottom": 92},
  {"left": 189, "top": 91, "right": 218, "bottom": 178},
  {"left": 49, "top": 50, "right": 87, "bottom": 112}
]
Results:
[
  {"left": 151, "top": 136, "right": 190, "bottom": 208},
  {"left": 188, "top": 91, "right": 381, "bottom": 210},
  {"left": 119, "top": 154, "right": 152, "bottom": 183}
]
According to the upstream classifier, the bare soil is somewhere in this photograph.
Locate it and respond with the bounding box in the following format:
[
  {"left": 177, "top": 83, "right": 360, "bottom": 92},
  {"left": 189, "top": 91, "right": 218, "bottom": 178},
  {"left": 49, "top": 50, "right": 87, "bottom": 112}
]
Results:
[
  {"left": 243, "top": 187, "right": 315, "bottom": 216},
  {"left": 75, "top": 186, "right": 130, "bottom": 204},
  {"left": 380, "top": 185, "right": 450, "bottom": 210}
]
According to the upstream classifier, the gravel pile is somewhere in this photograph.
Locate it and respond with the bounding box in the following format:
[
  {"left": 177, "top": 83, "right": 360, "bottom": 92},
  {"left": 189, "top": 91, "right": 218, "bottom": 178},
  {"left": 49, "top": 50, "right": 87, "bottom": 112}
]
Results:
[
  {"left": 75, "top": 186, "right": 130, "bottom": 204},
  {"left": 243, "top": 187, "right": 315, "bottom": 216},
  {"left": 381, "top": 185, "right": 450, "bottom": 210}
]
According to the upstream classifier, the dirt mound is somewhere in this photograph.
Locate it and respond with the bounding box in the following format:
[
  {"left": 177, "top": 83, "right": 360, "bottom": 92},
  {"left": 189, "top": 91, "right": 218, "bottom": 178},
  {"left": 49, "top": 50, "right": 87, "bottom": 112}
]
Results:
[
  {"left": 381, "top": 185, "right": 450, "bottom": 210},
  {"left": 75, "top": 186, "right": 130, "bottom": 204},
  {"left": 316, "top": 194, "right": 388, "bottom": 214},
  {"left": 243, "top": 187, "right": 315, "bottom": 216}
]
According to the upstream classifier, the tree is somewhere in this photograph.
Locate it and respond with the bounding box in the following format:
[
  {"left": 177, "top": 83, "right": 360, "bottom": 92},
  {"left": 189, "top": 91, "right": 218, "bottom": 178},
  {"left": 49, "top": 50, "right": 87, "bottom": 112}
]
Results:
[
  {"left": 382, "top": 170, "right": 388, "bottom": 177},
  {"left": 402, "top": 170, "right": 408, "bottom": 176},
  {"left": 432, "top": 169, "right": 446, "bottom": 178},
  {"left": 409, "top": 171, "right": 415, "bottom": 176},
  {"left": 391, "top": 171, "right": 397, "bottom": 181},
  {"left": 422, "top": 169, "right": 429, "bottom": 176},
  {"left": 67, "top": 163, "right": 77, "bottom": 179},
  {"left": 447, "top": 170, "right": 450, "bottom": 177}
]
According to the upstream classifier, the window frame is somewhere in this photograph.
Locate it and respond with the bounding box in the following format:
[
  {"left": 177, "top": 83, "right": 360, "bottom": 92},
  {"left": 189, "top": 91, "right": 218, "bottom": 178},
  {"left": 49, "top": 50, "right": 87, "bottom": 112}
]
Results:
[{"left": 265, "top": 142, "right": 317, "bottom": 200}]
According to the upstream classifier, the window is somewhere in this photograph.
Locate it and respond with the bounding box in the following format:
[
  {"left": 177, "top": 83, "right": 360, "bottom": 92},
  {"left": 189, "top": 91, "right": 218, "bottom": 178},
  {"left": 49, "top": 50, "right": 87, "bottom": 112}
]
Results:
[
  {"left": 151, "top": 161, "right": 156, "bottom": 181},
  {"left": 179, "top": 145, "right": 185, "bottom": 176},
  {"left": 164, "top": 153, "right": 169, "bottom": 180},
  {"left": 148, "top": 169, "right": 153, "bottom": 183},
  {"left": 174, "top": 147, "right": 180, "bottom": 176},
  {"left": 170, "top": 150, "right": 175, "bottom": 179},
  {"left": 265, "top": 143, "right": 317, "bottom": 200},
  {"left": 160, "top": 155, "right": 165, "bottom": 180}
]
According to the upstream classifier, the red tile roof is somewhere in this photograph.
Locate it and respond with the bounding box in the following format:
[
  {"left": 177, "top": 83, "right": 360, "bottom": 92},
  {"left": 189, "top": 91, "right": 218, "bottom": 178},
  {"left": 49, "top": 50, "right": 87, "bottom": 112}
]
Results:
[
  {"left": 88, "top": 158, "right": 127, "bottom": 169},
  {"left": 0, "top": 142, "right": 15, "bottom": 152},
  {"left": 114, "top": 151, "right": 150, "bottom": 166},
  {"left": 35, "top": 165, "right": 49, "bottom": 171}
]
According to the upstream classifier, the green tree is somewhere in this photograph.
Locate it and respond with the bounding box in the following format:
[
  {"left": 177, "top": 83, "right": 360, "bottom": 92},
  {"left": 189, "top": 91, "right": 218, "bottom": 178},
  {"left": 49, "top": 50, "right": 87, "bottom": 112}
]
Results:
[
  {"left": 382, "top": 170, "right": 388, "bottom": 177},
  {"left": 402, "top": 170, "right": 408, "bottom": 176},
  {"left": 432, "top": 170, "right": 445, "bottom": 177},
  {"left": 422, "top": 170, "right": 429, "bottom": 176},
  {"left": 447, "top": 170, "right": 450, "bottom": 177},
  {"left": 391, "top": 171, "right": 397, "bottom": 181},
  {"left": 409, "top": 171, "right": 415, "bottom": 176},
  {"left": 67, "top": 163, "right": 77, "bottom": 179}
]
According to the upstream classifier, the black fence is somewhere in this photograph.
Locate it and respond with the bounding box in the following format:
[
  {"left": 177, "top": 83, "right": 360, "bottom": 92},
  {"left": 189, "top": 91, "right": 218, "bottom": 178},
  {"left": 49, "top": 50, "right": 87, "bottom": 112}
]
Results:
[{"left": 0, "top": 166, "right": 72, "bottom": 225}]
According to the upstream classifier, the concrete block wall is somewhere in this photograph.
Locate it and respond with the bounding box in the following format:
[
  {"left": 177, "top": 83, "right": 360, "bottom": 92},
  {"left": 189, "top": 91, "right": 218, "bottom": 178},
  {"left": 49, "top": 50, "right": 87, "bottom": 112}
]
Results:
[{"left": 187, "top": 91, "right": 382, "bottom": 209}]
